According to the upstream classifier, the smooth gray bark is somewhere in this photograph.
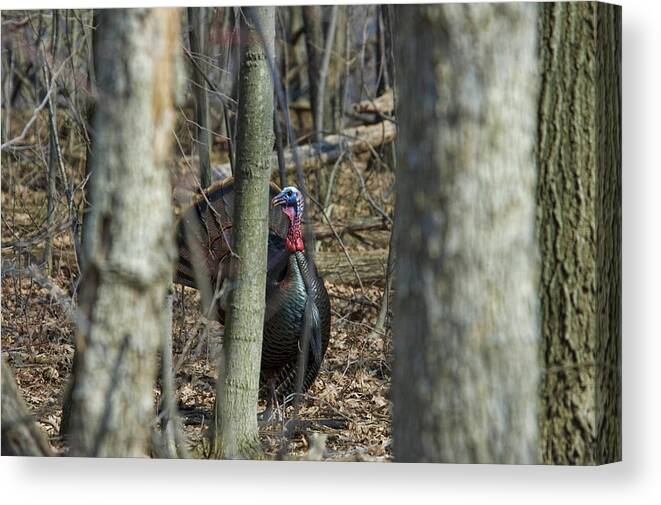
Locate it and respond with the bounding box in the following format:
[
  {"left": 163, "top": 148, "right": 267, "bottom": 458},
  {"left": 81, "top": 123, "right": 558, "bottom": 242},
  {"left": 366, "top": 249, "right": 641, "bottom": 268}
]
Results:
[
  {"left": 212, "top": 6, "right": 275, "bottom": 460},
  {"left": 393, "top": 3, "right": 540, "bottom": 463},
  {"left": 67, "top": 8, "right": 179, "bottom": 457}
]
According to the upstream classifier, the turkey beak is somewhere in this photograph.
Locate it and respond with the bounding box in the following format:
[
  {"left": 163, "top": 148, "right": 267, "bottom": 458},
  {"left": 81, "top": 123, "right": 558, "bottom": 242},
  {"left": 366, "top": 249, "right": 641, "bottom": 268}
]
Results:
[{"left": 271, "top": 193, "right": 287, "bottom": 208}]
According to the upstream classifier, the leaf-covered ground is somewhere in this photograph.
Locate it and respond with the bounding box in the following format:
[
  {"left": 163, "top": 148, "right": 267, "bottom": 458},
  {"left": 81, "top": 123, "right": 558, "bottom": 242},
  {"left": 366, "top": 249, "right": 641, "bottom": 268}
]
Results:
[{"left": 170, "top": 281, "right": 392, "bottom": 461}]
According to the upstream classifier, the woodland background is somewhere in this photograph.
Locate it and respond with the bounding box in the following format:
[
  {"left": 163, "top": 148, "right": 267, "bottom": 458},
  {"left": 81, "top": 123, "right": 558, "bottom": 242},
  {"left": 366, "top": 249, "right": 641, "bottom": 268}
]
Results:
[{"left": 1, "top": 2, "right": 620, "bottom": 466}]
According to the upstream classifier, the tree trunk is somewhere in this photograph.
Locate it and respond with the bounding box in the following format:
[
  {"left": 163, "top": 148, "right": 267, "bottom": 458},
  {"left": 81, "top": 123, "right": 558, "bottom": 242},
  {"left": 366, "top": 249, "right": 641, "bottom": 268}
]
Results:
[
  {"left": 330, "top": 6, "right": 347, "bottom": 131},
  {"left": 375, "top": 5, "right": 391, "bottom": 96},
  {"left": 44, "top": 15, "right": 61, "bottom": 276},
  {"left": 43, "top": 94, "right": 58, "bottom": 275},
  {"left": 1, "top": 357, "right": 53, "bottom": 456},
  {"left": 80, "top": 100, "right": 95, "bottom": 270},
  {"left": 302, "top": 5, "right": 323, "bottom": 136},
  {"left": 392, "top": 3, "right": 540, "bottom": 464},
  {"left": 67, "top": 8, "right": 179, "bottom": 458},
  {"left": 80, "top": 11, "right": 98, "bottom": 270},
  {"left": 188, "top": 7, "right": 212, "bottom": 188},
  {"left": 153, "top": 292, "right": 189, "bottom": 458},
  {"left": 212, "top": 6, "right": 275, "bottom": 460},
  {"left": 537, "top": 2, "right": 622, "bottom": 465}
]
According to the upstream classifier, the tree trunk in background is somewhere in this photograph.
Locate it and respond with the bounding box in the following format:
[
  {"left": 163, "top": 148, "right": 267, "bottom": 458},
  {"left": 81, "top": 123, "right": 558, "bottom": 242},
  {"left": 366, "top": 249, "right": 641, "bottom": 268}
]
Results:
[
  {"left": 537, "top": 2, "right": 622, "bottom": 465},
  {"left": 44, "top": 16, "right": 60, "bottom": 276},
  {"left": 154, "top": 292, "right": 188, "bottom": 458},
  {"left": 188, "top": 7, "right": 212, "bottom": 188},
  {"left": 1, "top": 357, "right": 53, "bottom": 456},
  {"left": 375, "top": 5, "right": 392, "bottom": 97},
  {"left": 80, "top": 11, "right": 97, "bottom": 270},
  {"left": 302, "top": 5, "right": 323, "bottom": 136},
  {"left": 212, "top": 6, "right": 275, "bottom": 460},
  {"left": 43, "top": 99, "right": 58, "bottom": 275},
  {"left": 330, "top": 6, "right": 347, "bottom": 131},
  {"left": 79, "top": 101, "right": 95, "bottom": 269},
  {"left": 392, "top": 3, "right": 540, "bottom": 464},
  {"left": 67, "top": 8, "right": 179, "bottom": 457}
]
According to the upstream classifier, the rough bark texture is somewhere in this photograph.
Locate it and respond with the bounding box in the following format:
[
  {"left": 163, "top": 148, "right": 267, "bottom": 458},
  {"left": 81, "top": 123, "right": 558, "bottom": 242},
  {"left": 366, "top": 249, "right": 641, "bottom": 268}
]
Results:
[
  {"left": 212, "top": 6, "right": 275, "bottom": 460},
  {"left": 393, "top": 3, "right": 540, "bottom": 464},
  {"left": 537, "top": 2, "right": 621, "bottom": 465},
  {"left": 188, "top": 7, "right": 212, "bottom": 188},
  {"left": 67, "top": 8, "right": 179, "bottom": 457},
  {"left": 1, "top": 357, "right": 53, "bottom": 456}
]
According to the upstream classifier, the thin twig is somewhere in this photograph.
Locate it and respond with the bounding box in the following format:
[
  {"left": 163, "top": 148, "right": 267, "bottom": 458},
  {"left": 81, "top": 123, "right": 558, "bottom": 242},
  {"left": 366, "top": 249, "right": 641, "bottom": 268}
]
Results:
[
  {"left": 304, "top": 191, "right": 365, "bottom": 292},
  {"left": 0, "top": 58, "right": 69, "bottom": 151},
  {"left": 346, "top": 153, "right": 393, "bottom": 225}
]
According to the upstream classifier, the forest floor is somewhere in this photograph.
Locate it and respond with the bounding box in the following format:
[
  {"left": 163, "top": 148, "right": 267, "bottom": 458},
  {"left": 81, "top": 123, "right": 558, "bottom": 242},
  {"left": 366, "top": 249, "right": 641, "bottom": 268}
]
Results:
[{"left": 1, "top": 144, "right": 395, "bottom": 461}]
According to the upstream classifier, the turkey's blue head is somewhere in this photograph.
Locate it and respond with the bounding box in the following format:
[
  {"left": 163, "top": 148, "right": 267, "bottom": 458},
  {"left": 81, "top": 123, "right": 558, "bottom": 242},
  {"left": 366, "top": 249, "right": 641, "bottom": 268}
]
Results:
[{"left": 272, "top": 186, "right": 305, "bottom": 253}]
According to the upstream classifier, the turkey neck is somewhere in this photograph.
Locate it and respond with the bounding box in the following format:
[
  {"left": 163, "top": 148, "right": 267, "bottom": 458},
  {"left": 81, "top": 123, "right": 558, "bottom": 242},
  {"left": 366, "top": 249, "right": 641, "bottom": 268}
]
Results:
[
  {"left": 265, "top": 250, "right": 325, "bottom": 335},
  {"left": 293, "top": 251, "right": 313, "bottom": 291},
  {"left": 275, "top": 251, "right": 317, "bottom": 300},
  {"left": 283, "top": 197, "right": 305, "bottom": 253}
]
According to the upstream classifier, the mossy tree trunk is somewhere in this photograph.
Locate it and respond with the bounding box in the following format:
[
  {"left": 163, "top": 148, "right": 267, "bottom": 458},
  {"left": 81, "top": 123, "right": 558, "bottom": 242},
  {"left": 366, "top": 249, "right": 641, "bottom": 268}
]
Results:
[
  {"left": 392, "top": 3, "right": 540, "bottom": 464},
  {"left": 67, "top": 8, "right": 179, "bottom": 457},
  {"left": 212, "top": 6, "right": 275, "bottom": 460},
  {"left": 537, "top": 2, "right": 621, "bottom": 465}
]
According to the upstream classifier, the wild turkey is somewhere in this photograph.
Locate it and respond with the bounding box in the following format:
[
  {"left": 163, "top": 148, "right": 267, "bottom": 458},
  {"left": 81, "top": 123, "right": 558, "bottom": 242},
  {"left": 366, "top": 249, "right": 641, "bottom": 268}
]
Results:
[{"left": 174, "top": 177, "right": 331, "bottom": 409}]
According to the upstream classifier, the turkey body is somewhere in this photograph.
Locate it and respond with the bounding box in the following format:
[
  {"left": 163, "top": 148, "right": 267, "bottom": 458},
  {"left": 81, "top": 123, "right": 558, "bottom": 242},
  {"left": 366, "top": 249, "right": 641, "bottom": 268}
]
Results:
[{"left": 174, "top": 178, "right": 331, "bottom": 402}]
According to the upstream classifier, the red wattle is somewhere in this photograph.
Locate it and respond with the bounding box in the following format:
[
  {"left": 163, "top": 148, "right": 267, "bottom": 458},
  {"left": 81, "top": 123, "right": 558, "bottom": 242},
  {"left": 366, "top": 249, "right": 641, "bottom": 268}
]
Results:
[
  {"left": 283, "top": 205, "right": 305, "bottom": 252},
  {"left": 286, "top": 229, "right": 305, "bottom": 252}
]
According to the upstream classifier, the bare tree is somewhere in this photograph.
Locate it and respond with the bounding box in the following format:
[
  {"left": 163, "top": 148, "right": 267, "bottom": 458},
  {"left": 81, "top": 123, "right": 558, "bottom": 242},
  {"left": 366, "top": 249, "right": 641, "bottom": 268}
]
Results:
[
  {"left": 302, "top": 5, "right": 324, "bottom": 138},
  {"left": 67, "top": 8, "right": 179, "bottom": 457},
  {"left": 392, "top": 3, "right": 540, "bottom": 463},
  {"left": 211, "top": 6, "right": 275, "bottom": 460},
  {"left": 188, "top": 7, "right": 212, "bottom": 188},
  {"left": 537, "top": 1, "right": 622, "bottom": 465}
]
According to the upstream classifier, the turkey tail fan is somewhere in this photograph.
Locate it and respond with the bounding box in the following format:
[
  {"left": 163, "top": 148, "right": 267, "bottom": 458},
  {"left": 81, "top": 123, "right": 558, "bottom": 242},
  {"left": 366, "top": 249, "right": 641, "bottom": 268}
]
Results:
[
  {"left": 174, "top": 177, "right": 234, "bottom": 289},
  {"left": 174, "top": 177, "right": 289, "bottom": 290}
]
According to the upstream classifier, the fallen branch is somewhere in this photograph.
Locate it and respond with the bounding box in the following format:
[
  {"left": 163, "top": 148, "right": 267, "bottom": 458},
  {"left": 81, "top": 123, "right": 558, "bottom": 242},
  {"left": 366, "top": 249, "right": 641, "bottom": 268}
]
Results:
[
  {"left": 316, "top": 249, "right": 388, "bottom": 284},
  {"left": 353, "top": 88, "right": 394, "bottom": 114},
  {"left": 212, "top": 120, "right": 396, "bottom": 177},
  {"left": 313, "top": 216, "right": 389, "bottom": 240}
]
